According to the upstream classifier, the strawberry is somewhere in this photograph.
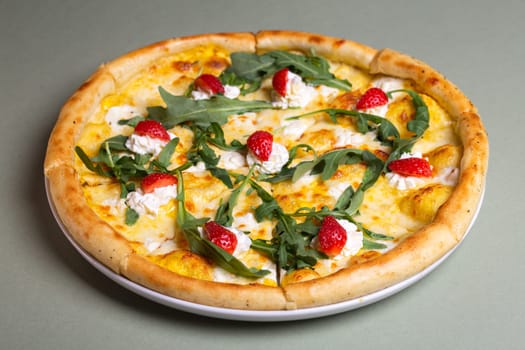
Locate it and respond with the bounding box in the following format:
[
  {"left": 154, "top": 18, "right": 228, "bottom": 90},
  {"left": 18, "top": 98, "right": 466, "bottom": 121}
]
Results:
[
  {"left": 272, "top": 68, "right": 289, "bottom": 97},
  {"left": 141, "top": 173, "right": 178, "bottom": 193},
  {"left": 388, "top": 157, "right": 432, "bottom": 177},
  {"left": 317, "top": 216, "right": 347, "bottom": 257},
  {"left": 194, "top": 74, "right": 225, "bottom": 95},
  {"left": 356, "top": 87, "right": 389, "bottom": 110},
  {"left": 203, "top": 221, "right": 238, "bottom": 254},
  {"left": 247, "top": 130, "right": 273, "bottom": 161},
  {"left": 134, "top": 120, "right": 170, "bottom": 142}
]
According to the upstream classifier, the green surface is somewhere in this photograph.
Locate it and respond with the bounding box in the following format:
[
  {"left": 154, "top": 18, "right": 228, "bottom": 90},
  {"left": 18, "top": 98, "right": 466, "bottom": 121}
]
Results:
[{"left": 1, "top": 0, "right": 523, "bottom": 349}]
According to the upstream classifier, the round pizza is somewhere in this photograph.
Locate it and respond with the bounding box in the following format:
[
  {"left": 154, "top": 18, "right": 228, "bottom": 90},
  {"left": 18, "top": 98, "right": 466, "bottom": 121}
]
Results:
[{"left": 44, "top": 31, "right": 488, "bottom": 310}]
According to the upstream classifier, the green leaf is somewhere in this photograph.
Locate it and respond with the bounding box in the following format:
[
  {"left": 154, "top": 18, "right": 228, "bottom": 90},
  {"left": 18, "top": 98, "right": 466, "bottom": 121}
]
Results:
[
  {"left": 221, "top": 50, "right": 351, "bottom": 95},
  {"left": 74, "top": 146, "right": 112, "bottom": 177},
  {"left": 125, "top": 207, "right": 139, "bottom": 226},
  {"left": 117, "top": 115, "right": 145, "bottom": 127},
  {"left": 175, "top": 171, "right": 270, "bottom": 279},
  {"left": 225, "top": 52, "right": 275, "bottom": 82},
  {"left": 266, "top": 50, "right": 352, "bottom": 91},
  {"left": 215, "top": 169, "right": 254, "bottom": 227},
  {"left": 156, "top": 137, "right": 179, "bottom": 168},
  {"left": 150, "top": 87, "right": 274, "bottom": 129}
]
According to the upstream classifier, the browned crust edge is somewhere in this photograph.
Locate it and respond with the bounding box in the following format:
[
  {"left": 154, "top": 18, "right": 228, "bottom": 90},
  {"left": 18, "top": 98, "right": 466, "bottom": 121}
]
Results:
[
  {"left": 123, "top": 254, "right": 289, "bottom": 310},
  {"left": 281, "top": 44, "right": 489, "bottom": 308},
  {"left": 46, "top": 166, "right": 133, "bottom": 272},
  {"left": 255, "top": 30, "right": 377, "bottom": 70},
  {"left": 44, "top": 31, "right": 489, "bottom": 310}
]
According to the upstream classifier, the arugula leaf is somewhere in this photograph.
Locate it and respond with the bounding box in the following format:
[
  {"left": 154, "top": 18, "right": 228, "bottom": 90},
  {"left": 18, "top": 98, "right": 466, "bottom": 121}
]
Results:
[
  {"left": 265, "top": 50, "right": 352, "bottom": 91},
  {"left": 289, "top": 108, "right": 400, "bottom": 146},
  {"left": 248, "top": 180, "right": 321, "bottom": 275},
  {"left": 385, "top": 89, "right": 430, "bottom": 165},
  {"left": 125, "top": 207, "right": 139, "bottom": 226},
  {"left": 175, "top": 171, "right": 270, "bottom": 279},
  {"left": 148, "top": 87, "right": 274, "bottom": 129},
  {"left": 214, "top": 168, "right": 254, "bottom": 227},
  {"left": 221, "top": 50, "right": 351, "bottom": 95},
  {"left": 117, "top": 115, "right": 145, "bottom": 127}
]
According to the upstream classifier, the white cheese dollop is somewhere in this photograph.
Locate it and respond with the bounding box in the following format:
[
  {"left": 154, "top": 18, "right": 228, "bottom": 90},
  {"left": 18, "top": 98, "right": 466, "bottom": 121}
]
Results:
[
  {"left": 125, "top": 184, "right": 177, "bottom": 216},
  {"left": 218, "top": 150, "right": 247, "bottom": 170},
  {"left": 246, "top": 142, "right": 289, "bottom": 174},
  {"left": 104, "top": 105, "right": 145, "bottom": 135},
  {"left": 143, "top": 238, "right": 177, "bottom": 255},
  {"left": 272, "top": 71, "right": 317, "bottom": 109},
  {"left": 281, "top": 118, "right": 315, "bottom": 141},
  {"left": 125, "top": 132, "right": 176, "bottom": 157},
  {"left": 436, "top": 167, "right": 460, "bottom": 186},
  {"left": 311, "top": 219, "right": 363, "bottom": 260},
  {"left": 372, "top": 77, "right": 407, "bottom": 96},
  {"left": 191, "top": 85, "right": 240, "bottom": 100}
]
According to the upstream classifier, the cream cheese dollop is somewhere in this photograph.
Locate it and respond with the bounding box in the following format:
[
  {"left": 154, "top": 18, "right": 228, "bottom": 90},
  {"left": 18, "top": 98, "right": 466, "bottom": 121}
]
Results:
[
  {"left": 246, "top": 142, "right": 289, "bottom": 174},
  {"left": 125, "top": 184, "right": 177, "bottom": 216},
  {"left": 272, "top": 71, "right": 317, "bottom": 109}
]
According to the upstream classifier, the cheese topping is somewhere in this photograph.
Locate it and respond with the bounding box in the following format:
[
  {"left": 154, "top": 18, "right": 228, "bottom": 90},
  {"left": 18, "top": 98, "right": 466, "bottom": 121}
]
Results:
[
  {"left": 246, "top": 142, "right": 289, "bottom": 174},
  {"left": 74, "top": 43, "right": 462, "bottom": 285},
  {"left": 126, "top": 184, "right": 177, "bottom": 216},
  {"left": 272, "top": 71, "right": 318, "bottom": 109}
]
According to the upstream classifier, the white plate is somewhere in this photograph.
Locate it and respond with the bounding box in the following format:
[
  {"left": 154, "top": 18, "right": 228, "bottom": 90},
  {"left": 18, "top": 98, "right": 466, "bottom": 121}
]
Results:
[{"left": 45, "top": 179, "right": 483, "bottom": 321}]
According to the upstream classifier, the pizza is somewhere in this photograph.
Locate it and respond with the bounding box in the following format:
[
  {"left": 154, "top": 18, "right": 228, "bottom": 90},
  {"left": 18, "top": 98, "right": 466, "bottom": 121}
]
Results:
[{"left": 44, "top": 31, "right": 488, "bottom": 310}]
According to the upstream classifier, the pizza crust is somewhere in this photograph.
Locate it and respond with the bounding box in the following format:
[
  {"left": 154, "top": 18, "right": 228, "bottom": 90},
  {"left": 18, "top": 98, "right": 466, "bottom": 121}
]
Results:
[
  {"left": 46, "top": 166, "right": 133, "bottom": 272},
  {"left": 44, "top": 31, "right": 488, "bottom": 310}
]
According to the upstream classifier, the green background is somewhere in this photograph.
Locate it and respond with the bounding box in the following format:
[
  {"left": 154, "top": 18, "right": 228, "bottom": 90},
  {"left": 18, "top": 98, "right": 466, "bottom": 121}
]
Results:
[{"left": 1, "top": 0, "right": 522, "bottom": 349}]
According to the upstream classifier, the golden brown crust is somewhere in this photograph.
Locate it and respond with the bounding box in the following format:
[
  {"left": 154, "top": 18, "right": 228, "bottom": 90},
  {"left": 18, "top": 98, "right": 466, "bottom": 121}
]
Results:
[
  {"left": 281, "top": 42, "right": 488, "bottom": 308},
  {"left": 46, "top": 166, "right": 133, "bottom": 272},
  {"left": 369, "top": 48, "right": 477, "bottom": 116},
  {"left": 105, "top": 32, "right": 256, "bottom": 87},
  {"left": 256, "top": 30, "right": 377, "bottom": 70},
  {"left": 44, "top": 69, "right": 115, "bottom": 173},
  {"left": 44, "top": 31, "right": 488, "bottom": 310},
  {"left": 123, "top": 254, "right": 288, "bottom": 310}
]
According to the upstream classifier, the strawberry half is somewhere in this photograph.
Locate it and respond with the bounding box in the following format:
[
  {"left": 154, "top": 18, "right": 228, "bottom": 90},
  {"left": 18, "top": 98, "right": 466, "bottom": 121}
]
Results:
[
  {"left": 247, "top": 130, "right": 273, "bottom": 161},
  {"left": 134, "top": 120, "right": 170, "bottom": 142},
  {"left": 203, "top": 221, "right": 238, "bottom": 254},
  {"left": 317, "top": 216, "right": 347, "bottom": 257},
  {"left": 356, "top": 87, "right": 389, "bottom": 110},
  {"left": 194, "top": 74, "right": 225, "bottom": 95},
  {"left": 272, "top": 68, "right": 289, "bottom": 97},
  {"left": 141, "top": 173, "right": 178, "bottom": 193},
  {"left": 388, "top": 157, "right": 432, "bottom": 177}
]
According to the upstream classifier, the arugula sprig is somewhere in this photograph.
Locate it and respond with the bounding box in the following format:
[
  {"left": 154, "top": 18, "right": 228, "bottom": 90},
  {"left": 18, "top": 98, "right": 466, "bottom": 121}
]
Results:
[
  {"left": 75, "top": 134, "right": 179, "bottom": 226},
  {"left": 287, "top": 89, "right": 430, "bottom": 167},
  {"left": 385, "top": 89, "right": 429, "bottom": 164},
  {"left": 175, "top": 170, "right": 270, "bottom": 279},
  {"left": 185, "top": 123, "right": 246, "bottom": 188},
  {"left": 221, "top": 50, "right": 351, "bottom": 94},
  {"left": 147, "top": 87, "right": 274, "bottom": 129},
  {"left": 75, "top": 136, "right": 179, "bottom": 196},
  {"left": 248, "top": 180, "right": 323, "bottom": 281}
]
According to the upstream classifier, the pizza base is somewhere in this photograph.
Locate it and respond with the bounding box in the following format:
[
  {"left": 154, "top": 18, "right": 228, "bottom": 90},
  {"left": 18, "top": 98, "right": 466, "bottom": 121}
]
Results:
[{"left": 44, "top": 30, "right": 488, "bottom": 310}]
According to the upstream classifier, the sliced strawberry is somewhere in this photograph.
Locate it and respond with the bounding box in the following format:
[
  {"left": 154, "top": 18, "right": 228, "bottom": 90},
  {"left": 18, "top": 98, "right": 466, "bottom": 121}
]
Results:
[
  {"left": 141, "top": 173, "right": 178, "bottom": 193},
  {"left": 247, "top": 130, "right": 273, "bottom": 161},
  {"left": 388, "top": 157, "right": 432, "bottom": 177},
  {"left": 356, "top": 87, "right": 389, "bottom": 110},
  {"left": 272, "top": 68, "right": 289, "bottom": 97},
  {"left": 203, "top": 221, "right": 238, "bottom": 254},
  {"left": 134, "top": 120, "right": 170, "bottom": 142},
  {"left": 317, "top": 216, "right": 347, "bottom": 257},
  {"left": 194, "top": 74, "right": 225, "bottom": 95}
]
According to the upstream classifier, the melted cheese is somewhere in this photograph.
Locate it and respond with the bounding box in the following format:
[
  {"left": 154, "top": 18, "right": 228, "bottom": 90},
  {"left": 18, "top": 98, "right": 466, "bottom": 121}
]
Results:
[{"left": 74, "top": 43, "right": 462, "bottom": 285}]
